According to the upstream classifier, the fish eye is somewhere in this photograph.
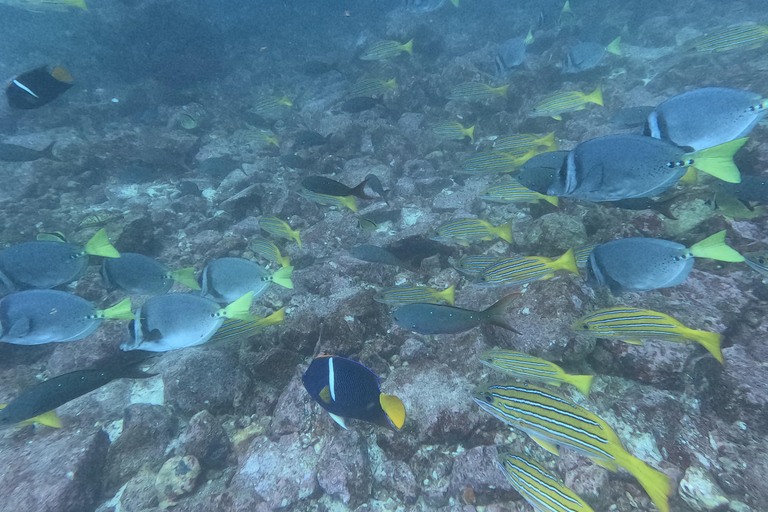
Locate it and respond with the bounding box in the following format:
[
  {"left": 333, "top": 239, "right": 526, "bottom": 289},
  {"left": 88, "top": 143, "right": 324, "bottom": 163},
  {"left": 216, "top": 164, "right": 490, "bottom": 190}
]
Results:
[
  {"left": 582, "top": 323, "right": 590, "bottom": 330},
  {"left": 759, "top": 258, "right": 766, "bottom": 264},
  {"left": 484, "top": 393, "right": 494, "bottom": 404}
]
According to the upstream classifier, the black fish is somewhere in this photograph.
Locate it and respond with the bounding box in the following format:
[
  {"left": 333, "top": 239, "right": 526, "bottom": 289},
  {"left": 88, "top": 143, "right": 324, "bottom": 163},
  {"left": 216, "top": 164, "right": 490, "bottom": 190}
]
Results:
[
  {"left": 301, "top": 60, "right": 341, "bottom": 76},
  {"left": 6, "top": 66, "right": 74, "bottom": 110},
  {"left": 0, "top": 141, "right": 59, "bottom": 162},
  {"left": 606, "top": 196, "right": 679, "bottom": 220},
  {"left": 197, "top": 156, "right": 240, "bottom": 180},
  {"left": 349, "top": 245, "right": 410, "bottom": 269},
  {"left": 177, "top": 181, "right": 202, "bottom": 196},
  {"left": 294, "top": 130, "right": 331, "bottom": 149},
  {"left": 718, "top": 175, "right": 768, "bottom": 205},
  {"left": 364, "top": 174, "right": 389, "bottom": 204},
  {"left": 302, "top": 176, "right": 374, "bottom": 200},
  {"left": 280, "top": 154, "right": 310, "bottom": 169},
  {"left": 341, "top": 97, "right": 384, "bottom": 113}
]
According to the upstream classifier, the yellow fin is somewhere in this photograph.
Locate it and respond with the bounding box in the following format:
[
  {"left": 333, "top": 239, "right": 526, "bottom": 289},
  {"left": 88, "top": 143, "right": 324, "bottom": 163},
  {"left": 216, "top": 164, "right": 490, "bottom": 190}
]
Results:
[
  {"left": 689, "top": 230, "right": 744, "bottom": 262},
  {"left": 271, "top": 266, "right": 294, "bottom": 289},
  {"left": 340, "top": 195, "right": 358, "bottom": 213},
  {"left": 553, "top": 249, "right": 579, "bottom": 275},
  {"left": 532, "top": 436, "right": 560, "bottom": 455},
  {"left": 62, "top": 0, "right": 88, "bottom": 11},
  {"left": 566, "top": 374, "right": 594, "bottom": 397},
  {"left": 19, "top": 410, "right": 62, "bottom": 428},
  {"left": 402, "top": 39, "right": 414, "bottom": 55},
  {"left": 464, "top": 125, "right": 475, "bottom": 142},
  {"left": 436, "top": 284, "right": 456, "bottom": 306},
  {"left": 100, "top": 298, "right": 136, "bottom": 320},
  {"left": 679, "top": 166, "right": 698, "bottom": 184},
  {"left": 585, "top": 85, "right": 603, "bottom": 106},
  {"left": 277, "top": 253, "right": 291, "bottom": 268},
  {"left": 615, "top": 454, "right": 672, "bottom": 512},
  {"left": 84, "top": 228, "right": 120, "bottom": 258},
  {"left": 495, "top": 222, "right": 514, "bottom": 244},
  {"left": 278, "top": 96, "right": 292, "bottom": 106},
  {"left": 385, "top": 78, "right": 398, "bottom": 90},
  {"left": 537, "top": 132, "right": 557, "bottom": 150},
  {"left": 171, "top": 267, "right": 200, "bottom": 290},
  {"left": 380, "top": 393, "right": 406, "bottom": 429},
  {"left": 552, "top": 114, "right": 563, "bottom": 121},
  {"left": 289, "top": 227, "right": 302, "bottom": 249},
  {"left": 525, "top": 28, "right": 534, "bottom": 45},
  {"left": 449, "top": 0, "right": 459, "bottom": 6},
  {"left": 259, "top": 307, "right": 286, "bottom": 328},
  {"left": 605, "top": 36, "right": 622, "bottom": 56},
  {"left": 222, "top": 293, "right": 255, "bottom": 322},
  {"left": 620, "top": 338, "right": 645, "bottom": 346},
  {"left": 541, "top": 194, "right": 559, "bottom": 207},
  {"left": 689, "top": 137, "right": 747, "bottom": 184},
  {"left": 687, "top": 329, "right": 724, "bottom": 363},
  {"left": 562, "top": 0, "right": 572, "bottom": 13},
  {"left": 319, "top": 385, "right": 332, "bottom": 403},
  {"left": 493, "top": 85, "right": 510, "bottom": 97}
]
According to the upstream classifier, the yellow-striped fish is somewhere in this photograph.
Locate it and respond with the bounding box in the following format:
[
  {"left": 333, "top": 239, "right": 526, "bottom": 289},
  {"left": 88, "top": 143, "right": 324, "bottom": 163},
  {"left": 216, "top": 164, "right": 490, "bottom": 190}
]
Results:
[
  {"left": 360, "top": 39, "right": 413, "bottom": 60},
  {"left": 745, "top": 251, "right": 768, "bottom": 278},
  {"left": 572, "top": 308, "right": 724, "bottom": 363},
  {"left": 374, "top": 284, "right": 455, "bottom": 306},
  {"left": 479, "top": 349, "right": 593, "bottom": 396},
  {"left": 209, "top": 308, "right": 285, "bottom": 344},
  {"left": 36, "top": 231, "right": 67, "bottom": 243},
  {"left": 574, "top": 244, "right": 597, "bottom": 270},
  {"left": 451, "top": 255, "right": 499, "bottom": 275},
  {"left": 432, "top": 218, "right": 513, "bottom": 246},
  {"left": 432, "top": 121, "right": 475, "bottom": 142},
  {"left": 79, "top": 213, "right": 121, "bottom": 229},
  {"left": 348, "top": 78, "right": 397, "bottom": 98},
  {"left": 298, "top": 189, "right": 358, "bottom": 213},
  {"left": 460, "top": 149, "right": 536, "bottom": 174},
  {"left": 253, "top": 95, "right": 292, "bottom": 116},
  {"left": 260, "top": 216, "right": 301, "bottom": 249},
  {"left": 481, "top": 181, "right": 559, "bottom": 206},
  {"left": 448, "top": 83, "right": 509, "bottom": 101},
  {"left": 530, "top": 86, "right": 603, "bottom": 120},
  {"left": 690, "top": 25, "right": 768, "bottom": 53},
  {"left": 493, "top": 132, "right": 558, "bottom": 153},
  {"left": 250, "top": 237, "right": 291, "bottom": 268},
  {"left": 473, "top": 382, "right": 672, "bottom": 512},
  {"left": 476, "top": 249, "right": 578, "bottom": 287},
  {"left": 250, "top": 129, "right": 279, "bottom": 147},
  {"left": 496, "top": 449, "right": 595, "bottom": 512}
]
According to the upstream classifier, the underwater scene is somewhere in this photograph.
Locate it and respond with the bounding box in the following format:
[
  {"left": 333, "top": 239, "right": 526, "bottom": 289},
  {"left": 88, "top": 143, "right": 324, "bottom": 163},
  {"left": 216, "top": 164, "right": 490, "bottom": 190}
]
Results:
[{"left": 1, "top": 0, "right": 768, "bottom": 511}]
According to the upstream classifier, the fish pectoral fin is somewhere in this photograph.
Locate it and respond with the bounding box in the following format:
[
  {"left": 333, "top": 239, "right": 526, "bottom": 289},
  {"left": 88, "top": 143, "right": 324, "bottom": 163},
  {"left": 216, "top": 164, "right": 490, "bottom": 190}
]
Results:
[
  {"left": 551, "top": 115, "right": 563, "bottom": 121},
  {"left": 8, "top": 316, "right": 31, "bottom": 338},
  {"left": 328, "top": 413, "right": 348, "bottom": 429},
  {"left": 319, "top": 385, "right": 332, "bottom": 404},
  {"left": 591, "top": 457, "right": 618, "bottom": 472},
  {"left": 532, "top": 436, "right": 560, "bottom": 455},
  {"left": 380, "top": 393, "right": 406, "bottom": 429}
]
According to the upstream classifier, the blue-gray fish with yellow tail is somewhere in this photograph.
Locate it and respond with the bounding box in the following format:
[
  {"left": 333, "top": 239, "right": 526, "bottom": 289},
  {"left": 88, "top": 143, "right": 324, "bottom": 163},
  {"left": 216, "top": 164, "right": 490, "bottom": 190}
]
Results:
[
  {"left": 496, "top": 449, "right": 595, "bottom": 512},
  {"left": 586, "top": 230, "right": 744, "bottom": 294},
  {"left": 200, "top": 258, "right": 293, "bottom": 304},
  {"left": 475, "top": 249, "right": 579, "bottom": 287},
  {"left": 572, "top": 308, "right": 724, "bottom": 363},
  {"left": 472, "top": 381, "right": 672, "bottom": 512},
  {"left": 392, "top": 293, "right": 519, "bottom": 335},
  {"left": 478, "top": 349, "right": 593, "bottom": 395}
]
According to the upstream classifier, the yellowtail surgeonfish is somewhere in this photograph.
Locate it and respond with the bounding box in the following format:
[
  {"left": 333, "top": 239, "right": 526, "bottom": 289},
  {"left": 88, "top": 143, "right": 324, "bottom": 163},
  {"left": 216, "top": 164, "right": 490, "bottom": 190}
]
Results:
[
  {"left": 432, "top": 121, "right": 475, "bottom": 142},
  {"left": 689, "top": 24, "right": 768, "bottom": 54},
  {"left": 249, "top": 237, "right": 291, "bottom": 268},
  {"left": 432, "top": 218, "right": 513, "bottom": 246},
  {"left": 481, "top": 181, "right": 559, "bottom": 207},
  {"left": 479, "top": 349, "right": 593, "bottom": 396},
  {"left": 496, "top": 449, "right": 595, "bottom": 512},
  {"left": 572, "top": 308, "right": 724, "bottom": 363},
  {"left": 260, "top": 216, "right": 301, "bottom": 249},
  {"left": 476, "top": 249, "right": 579, "bottom": 287},
  {"left": 360, "top": 39, "right": 413, "bottom": 60},
  {"left": 530, "top": 86, "right": 603, "bottom": 121},
  {"left": 460, "top": 149, "right": 537, "bottom": 174},
  {"left": 493, "top": 132, "right": 558, "bottom": 153},
  {"left": 348, "top": 78, "right": 397, "bottom": 98},
  {"left": 448, "top": 83, "right": 509, "bottom": 102},
  {"left": 374, "top": 284, "right": 455, "bottom": 306},
  {"left": 473, "top": 382, "right": 672, "bottom": 512}
]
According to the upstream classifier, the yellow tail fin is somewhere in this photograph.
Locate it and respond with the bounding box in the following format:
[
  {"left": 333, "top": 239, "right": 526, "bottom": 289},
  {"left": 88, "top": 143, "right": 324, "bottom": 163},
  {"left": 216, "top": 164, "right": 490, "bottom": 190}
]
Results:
[
  {"left": 679, "top": 166, "right": 698, "bottom": 184},
  {"left": 585, "top": 85, "right": 603, "bottom": 106},
  {"left": 222, "top": 293, "right": 255, "bottom": 321},
  {"left": 541, "top": 194, "right": 559, "bottom": 207},
  {"left": 63, "top": 0, "right": 88, "bottom": 11},
  {"left": 616, "top": 454, "right": 672, "bottom": 512},
  {"left": 566, "top": 374, "right": 594, "bottom": 397},
  {"left": 380, "top": 393, "right": 406, "bottom": 429},
  {"left": 385, "top": 78, "right": 398, "bottom": 90},
  {"left": 464, "top": 125, "right": 475, "bottom": 142},
  {"left": 554, "top": 249, "right": 579, "bottom": 275},
  {"left": 689, "top": 137, "right": 747, "bottom": 183},
  {"left": 101, "top": 298, "right": 136, "bottom": 320},
  {"left": 605, "top": 36, "right": 622, "bottom": 56},
  {"left": 19, "top": 410, "right": 62, "bottom": 428},
  {"left": 278, "top": 96, "right": 292, "bottom": 106},
  {"left": 495, "top": 222, "right": 514, "bottom": 243},
  {"left": 402, "top": 39, "right": 414, "bottom": 55},
  {"left": 493, "top": 85, "right": 510, "bottom": 97},
  {"left": 687, "top": 329, "right": 724, "bottom": 363},
  {"left": 290, "top": 228, "right": 302, "bottom": 249},
  {"left": 258, "top": 307, "right": 286, "bottom": 328},
  {"left": 562, "top": 0, "right": 572, "bottom": 13},
  {"left": 277, "top": 254, "right": 291, "bottom": 268},
  {"left": 84, "top": 228, "right": 120, "bottom": 258},
  {"left": 171, "top": 267, "right": 200, "bottom": 291},
  {"left": 340, "top": 195, "right": 358, "bottom": 213},
  {"left": 689, "top": 230, "right": 745, "bottom": 262},
  {"left": 525, "top": 28, "right": 534, "bottom": 45},
  {"left": 537, "top": 132, "right": 557, "bottom": 150},
  {"left": 271, "top": 266, "right": 294, "bottom": 289},
  {"left": 436, "top": 284, "right": 456, "bottom": 306}
]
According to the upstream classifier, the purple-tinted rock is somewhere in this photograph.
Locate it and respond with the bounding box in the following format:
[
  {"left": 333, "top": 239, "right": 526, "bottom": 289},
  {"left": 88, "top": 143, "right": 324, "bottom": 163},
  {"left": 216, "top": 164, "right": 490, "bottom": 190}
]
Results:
[
  {"left": 119, "top": 469, "right": 159, "bottom": 512},
  {"left": 317, "top": 431, "right": 372, "bottom": 507},
  {"left": 448, "top": 445, "right": 515, "bottom": 504},
  {"left": 271, "top": 372, "right": 313, "bottom": 436},
  {"left": 155, "top": 455, "right": 202, "bottom": 504},
  {"left": 374, "top": 459, "right": 419, "bottom": 504},
  {"left": 399, "top": 338, "right": 428, "bottom": 361},
  {"left": 178, "top": 410, "right": 233, "bottom": 469}
]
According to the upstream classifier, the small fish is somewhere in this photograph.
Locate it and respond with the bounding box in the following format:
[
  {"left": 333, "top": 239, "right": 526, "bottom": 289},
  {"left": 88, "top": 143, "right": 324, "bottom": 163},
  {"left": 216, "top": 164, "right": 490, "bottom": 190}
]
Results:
[
  {"left": 448, "top": 83, "right": 508, "bottom": 102},
  {"left": 562, "top": 37, "right": 622, "bottom": 74},
  {"left": 493, "top": 132, "right": 557, "bottom": 153},
  {"left": 472, "top": 382, "right": 672, "bottom": 512},
  {"left": 200, "top": 257, "right": 293, "bottom": 304},
  {"left": 476, "top": 249, "right": 578, "bottom": 287},
  {"left": 250, "top": 237, "right": 291, "bottom": 268},
  {"left": 718, "top": 175, "right": 768, "bottom": 204},
  {"left": 1, "top": 0, "right": 87, "bottom": 12},
  {"left": 0, "top": 141, "right": 59, "bottom": 162},
  {"left": 712, "top": 191, "right": 765, "bottom": 219},
  {"left": 364, "top": 174, "right": 390, "bottom": 204},
  {"left": 606, "top": 196, "right": 679, "bottom": 220},
  {"left": 349, "top": 245, "right": 408, "bottom": 269},
  {"left": 302, "top": 176, "right": 374, "bottom": 200},
  {"left": 586, "top": 231, "right": 744, "bottom": 294},
  {"left": 179, "top": 112, "right": 199, "bottom": 130},
  {"left": 208, "top": 308, "right": 285, "bottom": 344},
  {"left": 481, "top": 181, "right": 559, "bottom": 207},
  {"left": 5, "top": 65, "right": 74, "bottom": 110},
  {"left": 573, "top": 244, "right": 597, "bottom": 269},
  {"left": 432, "top": 121, "right": 475, "bottom": 142},
  {"left": 302, "top": 355, "right": 406, "bottom": 429},
  {"left": 360, "top": 39, "right": 413, "bottom": 60},
  {"left": 644, "top": 87, "right": 767, "bottom": 151},
  {"left": 36, "top": 231, "right": 67, "bottom": 243},
  {"left": 451, "top": 255, "right": 499, "bottom": 275},
  {"left": 252, "top": 95, "right": 292, "bottom": 117},
  {"left": 78, "top": 212, "right": 121, "bottom": 229},
  {"left": 0, "top": 290, "right": 134, "bottom": 345},
  {"left": 260, "top": 216, "right": 301, "bottom": 248},
  {"left": 357, "top": 217, "right": 379, "bottom": 232},
  {"left": 375, "top": 284, "right": 455, "bottom": 306},
  {"left": 530, "top": 86, "right": 603, "bottom": 121},
  {"left": 573, "top": 308, "right": 724, "bottom": 363},
  {"left": 689, "top": 24, "right": 768, "bottom": 54},
  {"left": 348, "top": 78, "right": 397, "bottom": 98},
  {"left": 251, "top": 129, "right": 279, "bottom": 148},
  {"left": 432, "top": 218, "right": 513, "bottom": 246},
  {"left": 121, "top": 293, "right": 255, "bottom": 352},
  {"left": 392, "top": 293, "right": 519, "bottom": 335},
  {"left": 461, "top": 150, "right": 535, "bottom": 174},
  {"left": 198, "top": 156, "right": 240, "bottom": 179},
  {"left": 294, "top": 130, "right": 330, "bottom": 149},
  {"left": 495, "top": 30, "right": 534, "bottom": 75},
  {"left": 101, "top": 253, "right": 200, "bottom": 295},
  {"left": 496, "top": 450, "right": 595, "bottom": 512},
  {"left": 745, "top": 251, "right": 768, "bottom": 278},
  {"left": 341, "top": 96, "right": 384, "bottom": 113},
  {"left": 479, "top": 348, "right": 593, "bottom": 395},
  {"left": 0, "top": 228, "right": 119, "bottom": 293},
  {"left": 299, "top": 190, "right": 358, "bottom": 212},
  {"left": 177, "top": 181, "right": 202, "bottom": 197},
  {"left": 610, "top": 106, "right": 655, "bottom": 129}
]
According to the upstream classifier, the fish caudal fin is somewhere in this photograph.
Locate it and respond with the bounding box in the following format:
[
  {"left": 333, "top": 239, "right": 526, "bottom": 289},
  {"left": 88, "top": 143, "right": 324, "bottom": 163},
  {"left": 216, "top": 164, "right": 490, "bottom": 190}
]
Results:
[
  {"left": 567, "top": 374, "right": 594, "bottom": 396},
  {"left": 402, "top": 39, "right": 414, "bottom": 55},
  {"left": 449, "top": 0, "right": 459, "bottom": 6},
  {"left": 437, "top": 284, "right": 456, "bottom": 306},
  {"left": 341, "top": 195, "right": 359, "bottom": 212},
  {"left": 260, "top": 307, "right": 286, "bottom": 328},
  {"left": 351, "top": 179, "right": 376, "bottom": 200},
  {"left": 679, "top": 166, "right": 698, "bottom": 184},
  {"left": 616, "top": 454, "right": 672, "bottom": 512},
  {"left": 483, "top": 293, "right": 521, "bottom": 333},
  {"left": 279, "top": 96, "right": 292, "bottom": 106},
  {"left": 271, "top": 266, "right": 294, "bottom": 289},
  {"left": 42, "top": 141, "right": 61, "bottom": 162},
  {"left": 171, "top": 267, "right": 200, "bottom": 290},
  {"left": 541, "top": 194, "right": 559, "bottom": 207},
  {"left": 689, "top": 137, "right": 747, "bottom": 183},
  {"left": 493, "top": 85, "right": 510, "bottom": 97},
  {"left": 291, "top": 228, "right": 302, "bottom": 249},
  {"left": 222, "top": 292, "right": 256, "bottom": 322},
  {"left": 465, "top": 125, "right": 475, "bottom": 142},
  {"left": 687, "top": 329, "right": 724, "bottom": 363},
  {"left": 690, "top": 230, "right": 745, "bottom": 262},
  {"left": 525, "top": 28, "right": 534, "bottom": 45},
  {"left": 606, "top": 36, "right": 622, "bottom": 56},
  {"left": 562, "top": 0, "right": 572, "bottom": 13},
  {"left": 380, "top": 393, "right": 406, "bottom": 429},
  {"left": 277, "top": 254, "right": 291, "bottom": 268},
  {"left": 101, "top": 298, "right": 136, "bottom": 320},
  {"left": 554, "top": 249, "right": 579, "bottom": 275},
  {"left": 585, "top": 85, "right": 603, "bottom": 106},
  {"left": 495, "top": 222, "right": 514, "bottom": 243},
  {"left": 84, "top": 228, "right": 120, "bottom": 258},
  {"left": 538, "top": 132, "right": 557, "bottom": 150}
]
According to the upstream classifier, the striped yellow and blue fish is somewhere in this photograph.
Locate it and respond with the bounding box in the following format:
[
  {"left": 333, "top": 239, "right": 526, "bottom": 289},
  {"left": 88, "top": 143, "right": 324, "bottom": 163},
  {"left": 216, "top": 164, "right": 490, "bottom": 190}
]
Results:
[
  {"left": 689, "top": 24, "right": 768, "bottom": 53},
  {"left": 481, "top": 181, "right": 559, "bottom": 206},
  {"left": 448, "top": 83, "right": 509, "bottom": 102},
  {"left": 79, "top": 212, "right": 121, "bottom": 229},
  {"left": 493, "top": 132, "right": 558, "bottom": 153},
  {"left": 250, "top": 237, "right": 291, "bottom": 268},
  {"left": 374, "top": 284, "right": 455, "bottom": 306},
  {"left": 476, "top": 249, "right": 578, "bottom": 287},
  {"left": 572, "top": 308, "right": 724, "bottom": 363},
  {"left": 451, "top": 255, "right": 499, "bottom": 275},
  {"left": 253, "top": 95, "right": 292, "bottom": 116},
  {"left": 260, "top": 216, "right": 302, "bottom": 249},
  {"left": 360, "top": 39, "right": 413, "bottom": 60},
  {"left": 36, "top": 231, "right": 67, "bottom": 243},
  {"left": 745, "top": 251, "right": 768, "bottom": 278},
  {"left": 348, "top": 78, "right": 397, "bottom": 98},
  {"left": 574, "top": 244, "right": 597, "bottom": 270},
  {"left": 496, "top": 449, "right": 595, "bottom": 512},
  {"left": 209, "top": 308, "right": 285, "bottom": 344},
  {"left": 460, "top": 149, "right": 536, "bottom": 174},
  {"left": 298, "top": 189, "right": 358, "bottom": 213},
  {"left": 530, "top": 86, "right": 603, "bottom": 120},
  {"left": 432, "top": 218, "right": 513, "bottom": 246},
  {"left": 472, "top": 382, "right": 672, "bottom": 512},
  {"left": 432, "top": 121, "right": 475, "bottom": 142},
  {"left": 250, "top": 129, "right": 279, "bottom": 147},
  {"left": 479, "top": 349, "right": 593, "bottom": 396}
]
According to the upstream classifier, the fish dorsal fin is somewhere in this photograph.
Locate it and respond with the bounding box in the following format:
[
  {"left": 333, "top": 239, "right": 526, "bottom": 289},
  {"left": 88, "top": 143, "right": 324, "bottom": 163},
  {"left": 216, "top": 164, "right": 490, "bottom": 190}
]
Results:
[
  {"left": 532, "top": 436, "right": 560, "bottom": 455},
  {"left": 171, "top": 267, "right": 200, "bottom": 290},
  {"left": 8, "top": 316, "right": 31, "bottom": 338},
  {"left": 84, "top": 228, "right": 120, "bottom": 258},
  {"left": 319, "top": 385, "right": 332, "bottom": 404},
  {"left": 100, "top": 298, "right": 136, "bottom": 320},
  {"left": 380, "top": 393, "right": 406, "bottom": 429},
  {"left": 329, "top": 412, "right": 348, "bottom": 429}
]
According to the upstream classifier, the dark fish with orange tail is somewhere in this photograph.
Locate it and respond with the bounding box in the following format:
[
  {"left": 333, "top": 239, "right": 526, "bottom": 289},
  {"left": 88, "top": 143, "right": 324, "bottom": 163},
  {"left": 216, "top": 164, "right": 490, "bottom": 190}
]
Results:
[{"left": 6, "top": 65, "right": 74, "bottom": 110}]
